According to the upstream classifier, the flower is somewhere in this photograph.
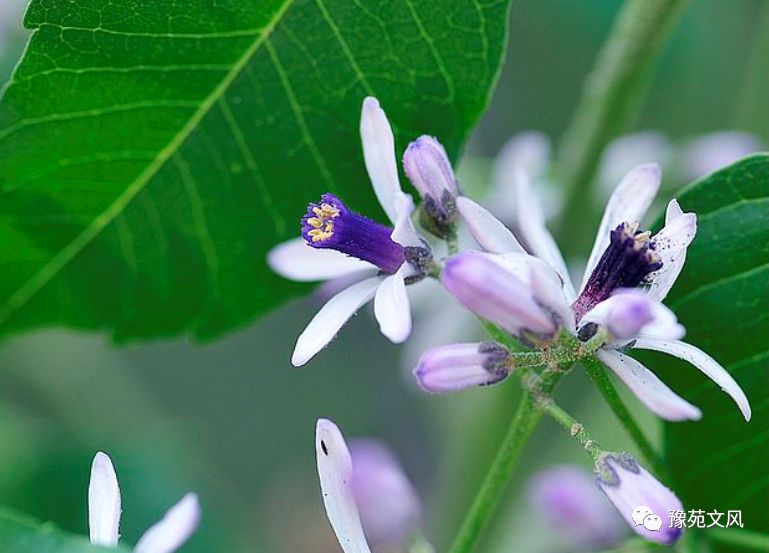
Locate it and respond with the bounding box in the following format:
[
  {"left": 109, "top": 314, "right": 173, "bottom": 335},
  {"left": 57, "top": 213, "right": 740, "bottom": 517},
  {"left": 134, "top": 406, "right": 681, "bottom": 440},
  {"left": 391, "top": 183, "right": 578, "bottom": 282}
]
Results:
[
  {"left": 440, "top": 163, "right": 751, "bottom": 422},
  {"left": 528, "top": 465, "right": 626, "bottom": 550},
  {"left": 315, "top": 419, "right": 424, "bottom": 553},
  {"left": 594, "top": 453, "right": 683, "bottom": 545},
  {"left": 88, "top": 452, "right": 200, "bottom": 553},
  {"left": 268, "top": 97, "right": 431, "bottom": 366}
]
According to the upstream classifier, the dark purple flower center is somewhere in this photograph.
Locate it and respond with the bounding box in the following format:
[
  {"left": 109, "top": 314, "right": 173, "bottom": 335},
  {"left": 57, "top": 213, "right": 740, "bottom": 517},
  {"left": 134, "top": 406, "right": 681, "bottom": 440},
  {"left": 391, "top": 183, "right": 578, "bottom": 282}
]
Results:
[
  {"left": 573, "top": 223, "right": 662, "bottom": 322},
  {"left": 301, "top": 193, "right": 405, "bottom": 274}
]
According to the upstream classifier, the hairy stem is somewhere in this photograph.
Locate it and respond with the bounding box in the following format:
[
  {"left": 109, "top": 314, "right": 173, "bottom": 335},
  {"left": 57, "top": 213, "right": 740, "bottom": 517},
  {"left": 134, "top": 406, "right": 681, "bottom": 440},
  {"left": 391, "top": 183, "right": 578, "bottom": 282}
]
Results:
[
  {"left": 581, "top": 355, "right": 666, "bottom": 476},
  {"left": 541, "top": 400, "right": 604, "bottom": 461},
  {"left": 554, "top": 0, "right": 691, "bottom": 252},
  {"left": 446, "top": 391, "right": 543, "bottom": 553}
]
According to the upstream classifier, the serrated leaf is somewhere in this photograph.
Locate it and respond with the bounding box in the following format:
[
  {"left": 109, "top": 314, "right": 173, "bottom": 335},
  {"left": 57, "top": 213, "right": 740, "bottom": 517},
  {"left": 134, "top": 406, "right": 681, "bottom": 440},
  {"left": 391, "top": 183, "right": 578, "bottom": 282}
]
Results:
[
  {"left": 0, "top": 507, "right": 130, "bottom": 553},
  {"left": 0, "top": 0, "right": 510, "bottom": 342},
  {"left": 655, "top": 155, "right": 768, "bottom": 540}
]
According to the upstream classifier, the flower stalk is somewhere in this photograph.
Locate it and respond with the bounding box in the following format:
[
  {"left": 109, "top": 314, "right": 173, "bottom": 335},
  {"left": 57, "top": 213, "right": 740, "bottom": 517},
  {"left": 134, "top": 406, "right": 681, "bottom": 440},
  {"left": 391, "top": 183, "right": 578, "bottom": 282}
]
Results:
[
  {"left": 554, "top": 0, "right": 691, "bottom": 253},
  {"left": 581, "top": 355, "right": 666, "bottom": 476},
  {"left": 446, "top": 391, "right": 545, "bottom": 553}
]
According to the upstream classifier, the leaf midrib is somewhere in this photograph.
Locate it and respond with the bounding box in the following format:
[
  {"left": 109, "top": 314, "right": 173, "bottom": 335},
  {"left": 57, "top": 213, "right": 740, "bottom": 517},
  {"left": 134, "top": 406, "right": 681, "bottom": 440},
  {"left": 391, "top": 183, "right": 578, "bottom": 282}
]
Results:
[{"left": 0, "top": 0, "right": 295, "bottom": 326}]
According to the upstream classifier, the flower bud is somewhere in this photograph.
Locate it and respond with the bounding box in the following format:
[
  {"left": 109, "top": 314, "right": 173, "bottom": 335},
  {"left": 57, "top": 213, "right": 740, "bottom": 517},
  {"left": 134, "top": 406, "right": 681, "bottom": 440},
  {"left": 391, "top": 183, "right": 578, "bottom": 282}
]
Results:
[
  {"left": 579, "top": 289, "right": 685, "bottom": 342},
  {"left": 528, "top": 466, "right": 625, "bottom": 549},
  {"left": 414, "top": 342, "right": 511, "bottom": 393},
  {"left": 349, "top": 439, "right": 423, "bottom": 550},
  {"left": 441, "top": 252, "right": 557, "bottom": 338},
  {"left": 606, "top": 293, "right": 654, "bottom": 339},
  {"left": 403, "top": 136, "right": 459, "bottom": 237},
  {"left": 594, "top": 452, "right": 684, "bottom": 545}
]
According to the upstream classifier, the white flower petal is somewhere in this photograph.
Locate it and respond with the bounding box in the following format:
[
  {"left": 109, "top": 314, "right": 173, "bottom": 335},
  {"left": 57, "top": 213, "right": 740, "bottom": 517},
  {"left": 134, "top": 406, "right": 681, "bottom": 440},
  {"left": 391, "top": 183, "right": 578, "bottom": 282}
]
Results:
[
  {"left": 292, "top": 277, "right": 382, "bottom": 366},
  {"left": 598, "top": 131, "right": 670, "bottom": 194},
  {"left": 581, "top": 164, "right": 661, "bottom": 292},
  {"left": 316, "top": 419, "right": 373, "bottom": 553},
  {"left": 374, "top": 267, "right": 411, "bottom": 343},
  {"left": 513, "top": 169, "right": 575, "bottom": 300},
  {"left": 456, "top": 196, "right": 525, "bottom": 254},
  {"left": 390, "top": 192, "right": 423, "bottom": 249},
  {"left": 88, "top": 452, "right": 121, "bottom": 547},
  {"left": 665, "top": 198, "right": 684, "bottom": 223},
  {"left": 268, "top": 238, "right": 375, "bottom": 282},
  {"left": 597, "top": 349, "right": 702, "bottom": 421},
  {"left": 633, "top": 338, "right": 751, "bottom": 421},
  {"left": 134, "top": 493, "right": 201, "bottom": 553},
  {"left": 638, "top": 303, "right": 686, "bottom": 341},
  {"left": 488, "top": 132, "right": 551, "bottom": 221},
  {"left": 647, "top": 207, "right": 697, "bottom": 302},
  {"left": 360, "top": 97, "right": 401, "bottom": 225}
]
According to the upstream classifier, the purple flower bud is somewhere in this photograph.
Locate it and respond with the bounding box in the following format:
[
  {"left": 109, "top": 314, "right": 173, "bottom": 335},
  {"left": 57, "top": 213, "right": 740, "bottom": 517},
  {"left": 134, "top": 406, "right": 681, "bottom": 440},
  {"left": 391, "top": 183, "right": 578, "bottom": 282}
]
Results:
[
  {"left": 595, "top": 453, "right": 684, "bottom": 545},
  {"left": 528, "top": 466, "right": 625, "bottom": 549},
  {"left": 349, "top": 439, "right": 422, "bottom": 550},
  {"left": 606, "top": 293, "right": 654, "bottom": 339},
  {"left": 414, "top": 342, "right": 511, "bottom": 393},
  {"left": 403, "top": 136, "right": 459, "bottom": 235},
  {"left": 441, "top": 252, "right": 557, "bottom": 338}
]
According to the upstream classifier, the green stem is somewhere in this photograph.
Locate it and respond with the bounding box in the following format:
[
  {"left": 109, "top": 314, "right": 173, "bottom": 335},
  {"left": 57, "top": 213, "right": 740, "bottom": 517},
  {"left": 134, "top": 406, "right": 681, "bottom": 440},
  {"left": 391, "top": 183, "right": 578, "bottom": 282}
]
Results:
[
  {"left": 408, "top": 529, "right": 437, "bottom": 553},
  {"left": 554, "top": 0, "right": 691, "bottom": 252},
  {"left": 446, "top": 392, "right": 543, "bottom": 553},
  {"left": 541, "top": 400, "right": 604, "bottom": 461},
  {"left": 581, "top": 356, "right": 666, "bottom": 476},
  {"left": 709, "top": 528, "right": 769, "bottom": 551}
]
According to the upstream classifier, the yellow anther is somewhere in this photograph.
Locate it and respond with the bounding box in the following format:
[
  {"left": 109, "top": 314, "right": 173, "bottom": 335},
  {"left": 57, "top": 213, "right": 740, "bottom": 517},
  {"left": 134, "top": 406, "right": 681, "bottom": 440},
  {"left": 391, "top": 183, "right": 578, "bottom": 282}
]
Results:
[{"left": 306, "top": 201, "right": 340, "bottom": 243}]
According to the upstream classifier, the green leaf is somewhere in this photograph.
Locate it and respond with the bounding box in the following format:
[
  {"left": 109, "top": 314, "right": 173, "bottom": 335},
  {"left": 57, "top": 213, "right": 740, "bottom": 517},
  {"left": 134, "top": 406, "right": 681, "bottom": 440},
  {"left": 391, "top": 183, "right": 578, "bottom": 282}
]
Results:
[
  {"left": 657, "top": 155, "right": 768, "bottom": 541},
  {"left": 0, "top": 0, "right": 510, "bottom": 341},
  {"left": 0, "top": 507, "right": 130, "bottom": 553}
]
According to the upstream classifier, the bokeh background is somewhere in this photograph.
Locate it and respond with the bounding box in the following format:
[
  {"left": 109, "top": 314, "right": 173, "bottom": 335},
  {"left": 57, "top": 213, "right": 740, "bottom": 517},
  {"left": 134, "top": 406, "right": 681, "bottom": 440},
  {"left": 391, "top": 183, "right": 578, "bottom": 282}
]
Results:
[{"left": 0, "top": 0, "right": 766, "bottom": 551}]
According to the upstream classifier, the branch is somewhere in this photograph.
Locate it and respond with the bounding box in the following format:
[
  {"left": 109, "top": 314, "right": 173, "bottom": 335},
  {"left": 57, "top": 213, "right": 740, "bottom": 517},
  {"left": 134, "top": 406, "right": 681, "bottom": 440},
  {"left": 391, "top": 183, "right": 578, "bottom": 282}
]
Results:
[{"left": 554, "top": 0, "right": 691, "bottom": 252}]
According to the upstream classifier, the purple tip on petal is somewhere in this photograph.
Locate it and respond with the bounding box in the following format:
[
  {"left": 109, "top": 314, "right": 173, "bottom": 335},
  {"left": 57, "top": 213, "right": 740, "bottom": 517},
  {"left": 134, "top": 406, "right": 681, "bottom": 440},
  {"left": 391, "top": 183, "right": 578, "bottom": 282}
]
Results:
[
  {"left": 414, "top": 342, "right": 511, "bottom": 393},
  {"left": 301, "top": 193, "right": 405, "bottom": 273},
  {"left": 441, "top": 252, "right": 557, "bottom": 338}
]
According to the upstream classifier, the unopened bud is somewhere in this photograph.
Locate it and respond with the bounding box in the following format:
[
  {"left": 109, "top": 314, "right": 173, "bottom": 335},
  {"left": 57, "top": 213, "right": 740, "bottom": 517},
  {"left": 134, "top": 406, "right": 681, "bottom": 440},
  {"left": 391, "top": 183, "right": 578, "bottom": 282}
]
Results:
[
  {"left": 403, "top": 136, "right": 459, "bottom": 237},
  {"left": 441, "top": 252, "right": 557, "bottom": 338},
  {"left": 595, "top": 452, "right": 684, "bottom": 545},
  {"left": 414, "top": 342, "right": 511, "bottom": 393}
]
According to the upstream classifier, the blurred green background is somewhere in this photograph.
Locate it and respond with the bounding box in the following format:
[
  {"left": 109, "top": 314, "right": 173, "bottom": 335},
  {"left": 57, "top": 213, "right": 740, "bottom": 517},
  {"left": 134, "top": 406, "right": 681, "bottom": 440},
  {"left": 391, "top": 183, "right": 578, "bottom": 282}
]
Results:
[{"left": 0, "top": 0, "right": 766, "bottom": 552}]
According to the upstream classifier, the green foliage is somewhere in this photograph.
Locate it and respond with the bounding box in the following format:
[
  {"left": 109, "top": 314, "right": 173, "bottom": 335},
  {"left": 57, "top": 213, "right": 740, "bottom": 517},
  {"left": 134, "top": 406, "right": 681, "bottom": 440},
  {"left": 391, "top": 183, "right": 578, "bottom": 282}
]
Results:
[
  {"left": 658, "top": 155, "right": 768, "bottom": 541},
  {"left": 0, "top": 508, "right": 130, "bottom": 553},
  {"left": 0, "top": 0, "right": 510, "bottom": 342}
]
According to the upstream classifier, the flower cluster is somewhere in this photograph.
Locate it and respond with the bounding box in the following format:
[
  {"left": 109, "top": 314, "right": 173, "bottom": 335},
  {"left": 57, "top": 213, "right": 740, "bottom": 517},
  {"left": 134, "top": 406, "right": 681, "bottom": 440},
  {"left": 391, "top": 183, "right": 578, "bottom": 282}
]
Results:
[{"left": 268, "top": 97, "right": 753, "bottom": 549}]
